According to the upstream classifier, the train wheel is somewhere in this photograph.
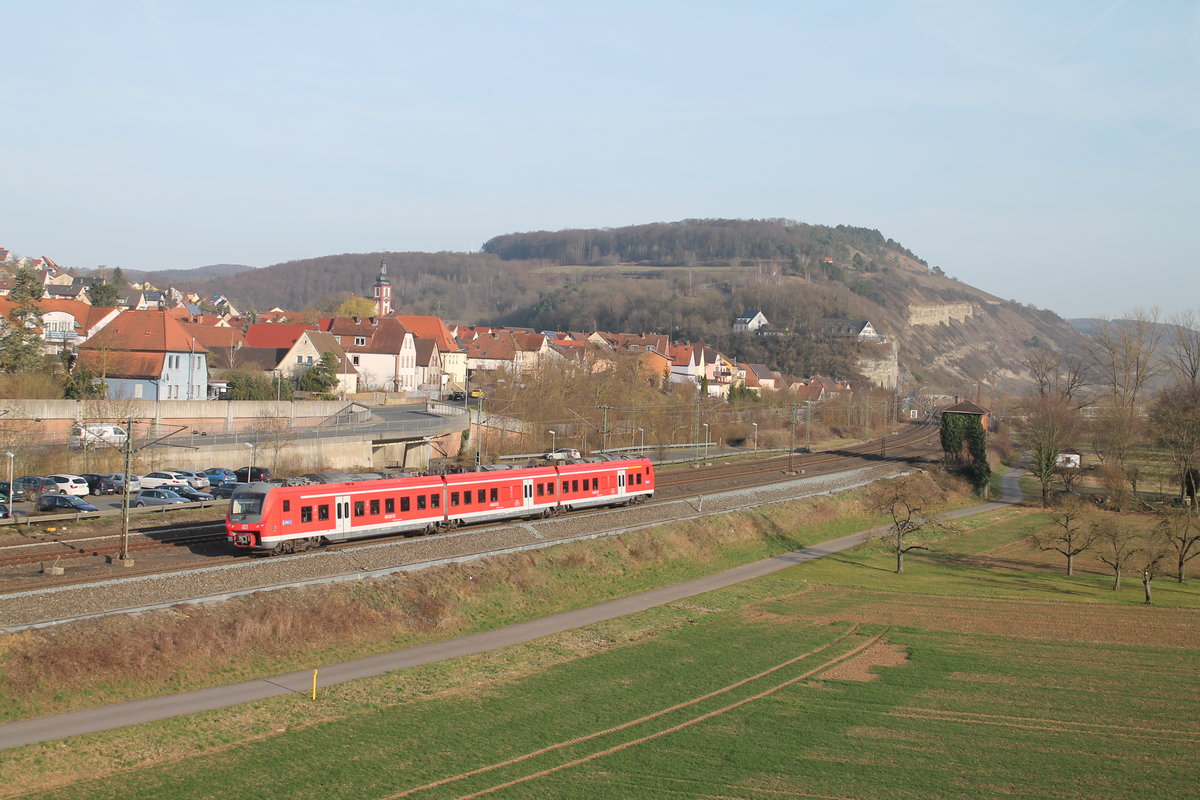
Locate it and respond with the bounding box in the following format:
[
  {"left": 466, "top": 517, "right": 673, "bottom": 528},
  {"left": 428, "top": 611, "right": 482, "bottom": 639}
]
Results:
[{"left": 271, "top": 542, "right": 287, "bottom": 556}]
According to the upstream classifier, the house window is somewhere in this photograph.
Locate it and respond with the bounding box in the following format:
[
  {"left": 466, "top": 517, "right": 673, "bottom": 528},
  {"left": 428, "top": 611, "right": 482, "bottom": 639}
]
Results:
[
  {"left": 352, "top": 356, "right": 359, "bottom": 366},
  {"left": 354, "top": 337, "right": 366, "bottom": 347},
  {"left": 134, "top": 384, "right": 143, "bottom": 399},
  {"left": 297, "top": 356, "right": 303, "bottom": 364},
  {"left": 307, "top": 356, "right": 313, "bottom": 365},
  {"left": 334, "top": 336, "right": 341, "bottom": 344}
]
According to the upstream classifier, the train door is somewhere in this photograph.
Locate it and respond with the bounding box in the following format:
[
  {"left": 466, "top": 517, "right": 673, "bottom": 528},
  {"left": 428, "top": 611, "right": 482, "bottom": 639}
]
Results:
[
  {"left": 522, "top": 478, "right": 535, "bottom": 511},
  {"left": 335, "top": 494, "right": 352, "bottom": 535},
  {"left": 617, "top": 470, "right": 627, "bottom": 498}
]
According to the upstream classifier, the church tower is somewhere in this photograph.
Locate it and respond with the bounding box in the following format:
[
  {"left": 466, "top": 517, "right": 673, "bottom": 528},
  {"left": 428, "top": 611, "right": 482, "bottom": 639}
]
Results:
[{"left": 373, "top": 260, "right": 392, "bottom": 316}]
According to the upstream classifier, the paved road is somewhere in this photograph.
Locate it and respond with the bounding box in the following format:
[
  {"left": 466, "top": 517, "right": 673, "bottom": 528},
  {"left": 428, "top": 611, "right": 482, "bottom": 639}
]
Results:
[{"left": 0, "top": 470, "right": 1025, "bottom": 750}]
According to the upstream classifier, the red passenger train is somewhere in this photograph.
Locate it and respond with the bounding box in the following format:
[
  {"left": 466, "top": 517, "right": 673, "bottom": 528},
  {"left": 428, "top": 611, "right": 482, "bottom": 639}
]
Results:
[{"left": 226, "top": 457, "right": 655, "bottom": 554}]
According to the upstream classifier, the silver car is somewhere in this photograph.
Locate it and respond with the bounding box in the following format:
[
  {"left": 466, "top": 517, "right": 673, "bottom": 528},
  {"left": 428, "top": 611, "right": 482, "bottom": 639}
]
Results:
[
  {"left": 107, "top": 473, "right": 142, "bottom": 493},
  {"left": 133, "top": 488, "right": 190, "bottom": 507}
]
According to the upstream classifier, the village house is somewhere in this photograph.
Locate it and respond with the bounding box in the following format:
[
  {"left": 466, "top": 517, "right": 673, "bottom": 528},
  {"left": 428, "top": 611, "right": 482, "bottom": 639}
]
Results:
[{"left": 76, "top": 309, "right": 209, "bottom": 401}]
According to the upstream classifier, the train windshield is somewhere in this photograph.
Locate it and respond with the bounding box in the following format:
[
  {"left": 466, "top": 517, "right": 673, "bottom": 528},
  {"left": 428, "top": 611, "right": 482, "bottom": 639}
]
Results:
[{"left": 229, "top": 493, "right": 265, "bottom": 520}]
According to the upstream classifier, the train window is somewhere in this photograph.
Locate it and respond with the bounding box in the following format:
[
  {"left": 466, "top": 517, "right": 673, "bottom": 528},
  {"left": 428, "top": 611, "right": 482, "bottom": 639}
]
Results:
[
  {"left": 451, "top": 491, "right": 460, "bottom": 506},
  {"left": 401, "top": 497, "right": 410, "bottom": 512},
  {"left": 385, "top": 497, "right": 395, "bottom": 513},
  {"left": 636, "top": 473, "right": 642, "bottom": 484},
  {"left": 572, "top": 480, "right": 579, "bottom": 492},
  {"left": 548, "top": 482, "right": 554, "bottom": 495},
  {"left": 490, "top": 487, "right": 498, "bottom": 503},
  {"left": 318, "top": 505, "right": 330, "bottom": 521},
  {"left": 478, "top": 489, "right": 485, "bottom": 503},
  {"left": 417, "top": 495, "right": 426, "bottom": 511},
  {"left": 370, "top": 499, "right": 380, "bottom": 515},
  {"left": 431, "top": 494, "right": 440, "bottom": 509},
  {"left": 463, "top": 490, "right": 472, "bottom": 505},
  {"left": 562, "top": 480, "right": 568, "bottom": 494},
  {"left": 536, "top": 484, "right": 544, "bottom": 497},
  {"left": 301, "top": 506, "right": 312, "bottom": 523},
  {"left": 592, "top": 478, "right": 598, "bottom": 490},
  {"left": 354, "top": 501, "right": 365, "bottom": 517},
  {"left": 283, "top": 500, "right": 291, "bottom": 512}
]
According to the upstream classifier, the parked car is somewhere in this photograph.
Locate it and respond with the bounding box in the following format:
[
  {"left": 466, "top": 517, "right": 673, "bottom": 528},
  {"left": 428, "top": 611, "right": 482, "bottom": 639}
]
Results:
[
  {"left": 544, "top": 448, "right": 582, "bottom": 461},
  {"left": 201, "top": 467, "right": 237, "bottom": 486},
  {"left": 133, "top": 489, "right": 190, "bottom": 507},
  {"left": 48, "top": 474, "right": 92, "bottom": 497},
  {"left": 174, "top": 486, "right": 214, "bottom": 502},
  {"left": 139, "top": 471, "right": 189, "bottom": 490},
  {"left": 210, "top": 482, "right": 244, "bottom": 499},
  {"left": 447, "top": 390, "right": 466, "bottom": 401},
  {"left": 80, "top": 473, "right": 120, "bottom": 495},
  {"left": 233, "top": 466, "right": 271, "bottom": 482},
  {"left": 13, "top": 476, "right": 62, "bottom": 503},
  {"left": 164, "top": 469, "right": 211, "bottom": 489},
  {"left": 106, "top": 473, "right": 142, "bottom": 493},
  {"left": 37, "top": 494, "right": 99, "bottom": 513},
  {"left": 0, "top": 480, "right": 26, "bottom": 503},
  {"left": 469, "top": 388, "right": 485, "bottom": 398}
]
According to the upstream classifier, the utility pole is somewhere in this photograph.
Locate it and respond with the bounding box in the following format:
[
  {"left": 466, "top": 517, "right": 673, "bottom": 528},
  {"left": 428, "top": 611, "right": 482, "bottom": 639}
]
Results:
[
  {"left": 881, "top": 400, "right": 888, "bottom": 457},
  {"left": 118, "top": 415, "right": 134, "bottom": 565},
  {"left": 788, "top": 403, "right": 798, "bottom": 473},
  {"left": 600, "top": 405, "right": 610, "bottom": 453},
  {"left": 475, "top": 396, "right": 483, "bottom": 467}
]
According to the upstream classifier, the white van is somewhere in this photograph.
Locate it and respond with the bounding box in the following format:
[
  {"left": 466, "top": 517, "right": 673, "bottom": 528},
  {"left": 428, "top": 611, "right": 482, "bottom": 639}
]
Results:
[{"left": 69, "top": 423, "right": 129, "bottom": 450}]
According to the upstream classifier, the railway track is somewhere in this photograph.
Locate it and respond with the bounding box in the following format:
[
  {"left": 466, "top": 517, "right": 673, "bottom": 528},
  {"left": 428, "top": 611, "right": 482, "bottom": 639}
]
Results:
[{"left": 0, "top": 421, "right": 939, "bottom": 586}]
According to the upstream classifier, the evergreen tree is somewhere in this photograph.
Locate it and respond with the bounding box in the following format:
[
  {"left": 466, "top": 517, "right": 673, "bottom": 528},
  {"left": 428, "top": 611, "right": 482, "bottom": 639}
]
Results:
[
  {"left": 86, "top": 281, "right": 120, "bottom": 307},
  {"left": 298, "top": 352, "right": 340, "bottom": 393},
  {"left": 0, "top": 268, "right": 46, "bottom": 373}
]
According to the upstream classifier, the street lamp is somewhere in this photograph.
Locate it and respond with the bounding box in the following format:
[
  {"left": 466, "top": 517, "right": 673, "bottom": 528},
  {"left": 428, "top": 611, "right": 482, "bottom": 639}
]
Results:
[
  {"left": 752, "top": 422, "right": 758, "bottom": 454},
  {"left": 549, "top": 429, "right": 556, "bottom": 452},
  {"left": 4, "top": 451, "right": 13, "bottom": 520},
  {"left": 244, "top": 441, "right": 256, "bottom": 480},
  {"left": 637, "top": 427, "right": 644, "bottom": 454},
  {"left": 702, "top": 423, "right": 709, "bottom": 462}
]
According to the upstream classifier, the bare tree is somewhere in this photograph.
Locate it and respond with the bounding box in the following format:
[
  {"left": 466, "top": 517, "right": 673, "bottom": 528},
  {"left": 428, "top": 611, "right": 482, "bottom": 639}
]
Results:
[
  {"left": 1162, "top": 309, "right": 1200, "bottom": 390},
  {"left": 1088, "top": 309, "right": 1163, "bottom": 410},
  {"left": 252, "top": 410, "right": 295, "bottom": 473},
  {"left": 866, "top": 472, "right": 952, "bottom": 574},
  {"left": 1033, "top": 497, "right": 1096, "bottom": 576},
  {"left": 1093, "top": 515, "right": 1139, "bottom": 591},
  {"left": 1024, "top": 348, "right": 1090, "bottom": 403},
  {"left": 1147, "top": 385, "right": 1200, "bottom": 501},
  {"left": 1022, "top": 394, "right": 1081, "bottom": 508},
  {"left": 1157, "top": 509, "right": 1200, "bottom": 583},
  {"left": 1129, "top": 530, "right": 1174, "bottom": 605}
]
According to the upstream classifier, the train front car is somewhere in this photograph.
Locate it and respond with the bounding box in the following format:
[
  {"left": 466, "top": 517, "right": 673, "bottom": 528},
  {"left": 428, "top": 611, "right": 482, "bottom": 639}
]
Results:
[{"left": 226, "top": 482, "right": 277, "bottom": 551}]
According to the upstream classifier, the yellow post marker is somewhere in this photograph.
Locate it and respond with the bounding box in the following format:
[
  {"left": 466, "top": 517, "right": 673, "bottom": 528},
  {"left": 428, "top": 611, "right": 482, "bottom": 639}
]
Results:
[{"left": 312, "top": 669, "right": 318, "bottom": 700}]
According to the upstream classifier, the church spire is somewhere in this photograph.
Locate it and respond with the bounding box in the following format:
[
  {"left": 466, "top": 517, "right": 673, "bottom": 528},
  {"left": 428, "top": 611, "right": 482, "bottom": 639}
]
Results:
[{"left": 373, "top": 260, "right": 392, "bottom": 316}]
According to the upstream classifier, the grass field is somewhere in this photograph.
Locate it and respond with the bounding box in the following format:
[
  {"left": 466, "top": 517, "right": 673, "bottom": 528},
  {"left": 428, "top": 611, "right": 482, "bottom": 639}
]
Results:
[{"left": 7, "top": 492, "right": 1200, "bottom": 799}]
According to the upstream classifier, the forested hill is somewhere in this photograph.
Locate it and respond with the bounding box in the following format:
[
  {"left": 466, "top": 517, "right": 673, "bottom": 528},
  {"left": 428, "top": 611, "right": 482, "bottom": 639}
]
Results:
[
  {"left": 180, "top": 218, "right": 1083, "bottom": 389},
  {"left": 482, "top": 218, "right": 925, "bottom": 268}
]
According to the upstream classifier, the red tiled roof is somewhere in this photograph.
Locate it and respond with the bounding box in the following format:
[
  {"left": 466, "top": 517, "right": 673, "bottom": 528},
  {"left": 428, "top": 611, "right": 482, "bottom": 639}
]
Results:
[
  {"left": 393, "top": 315, "right": 460, "bottom": 352},
  {"left": 76, "top": 350, "right": 164, "bottom": 379},
  {"left": 243, "top": 323, "right": 316, "bottom": 349},
  {"left": 80, "top": 309, "right": 209, "bottom": 354}
]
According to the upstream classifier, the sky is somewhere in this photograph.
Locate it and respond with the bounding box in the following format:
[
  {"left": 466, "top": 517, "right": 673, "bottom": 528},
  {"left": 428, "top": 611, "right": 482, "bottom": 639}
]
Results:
[{"left": 3, "top": 1, "right": 1198, "bottom": 319}]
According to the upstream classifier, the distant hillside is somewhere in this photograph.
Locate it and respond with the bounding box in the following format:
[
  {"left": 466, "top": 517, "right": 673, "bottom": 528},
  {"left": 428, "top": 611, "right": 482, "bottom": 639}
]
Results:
[
  {"left": 129, "top": 263, "right": 257, "bottom": 286},
  {"left": 178, "top": 219, "right": 1085, "bottom": 391}
]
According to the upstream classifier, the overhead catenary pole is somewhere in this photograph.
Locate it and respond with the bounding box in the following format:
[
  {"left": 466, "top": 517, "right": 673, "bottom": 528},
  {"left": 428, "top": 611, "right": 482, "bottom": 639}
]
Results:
[
  {"left": 119, "top": 415, "right": 134, "bottom": 563},
  {"left": 789, "top": 403, "right": 798, "bottom": 473}
]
